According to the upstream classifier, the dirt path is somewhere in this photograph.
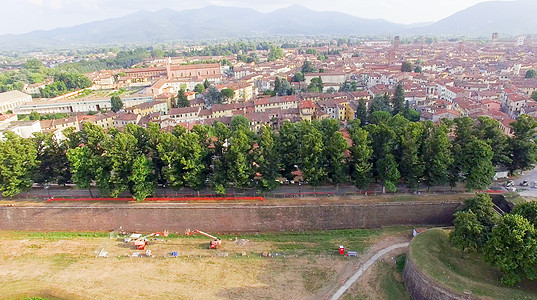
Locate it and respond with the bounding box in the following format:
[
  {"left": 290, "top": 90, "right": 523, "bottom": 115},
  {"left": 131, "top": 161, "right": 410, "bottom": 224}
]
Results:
[{"left": 329, "top": 242, "right": 410, "bottom": 300}]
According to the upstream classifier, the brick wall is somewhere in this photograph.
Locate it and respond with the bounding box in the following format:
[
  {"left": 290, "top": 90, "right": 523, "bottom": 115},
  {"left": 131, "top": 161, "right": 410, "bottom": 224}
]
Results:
[{"left": 1, "top": 201, "right": 461, "bottom": 232}]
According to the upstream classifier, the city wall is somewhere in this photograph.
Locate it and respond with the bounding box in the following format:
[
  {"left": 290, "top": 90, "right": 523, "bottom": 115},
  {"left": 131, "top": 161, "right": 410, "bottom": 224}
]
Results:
[{"left": 0, "top": 201, "right": 461, "bottom": 232}]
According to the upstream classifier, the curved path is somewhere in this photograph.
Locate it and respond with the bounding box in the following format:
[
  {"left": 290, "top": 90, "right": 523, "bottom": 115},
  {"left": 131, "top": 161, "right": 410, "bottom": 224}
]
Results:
[{"left": 330, "top": 242, "right": 410, "bottom": 300}]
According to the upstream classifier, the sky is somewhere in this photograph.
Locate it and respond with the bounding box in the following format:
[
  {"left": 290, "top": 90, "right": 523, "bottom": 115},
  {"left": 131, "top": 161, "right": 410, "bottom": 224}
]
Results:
[{"left": 1, "top": 0, "right": 512, "bottom": 35}]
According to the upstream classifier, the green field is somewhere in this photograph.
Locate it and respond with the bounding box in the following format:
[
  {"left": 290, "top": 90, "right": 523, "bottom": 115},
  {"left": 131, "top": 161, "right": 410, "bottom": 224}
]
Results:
[{"left": 410, "top": 228, "right": 537, "bottom": 299}]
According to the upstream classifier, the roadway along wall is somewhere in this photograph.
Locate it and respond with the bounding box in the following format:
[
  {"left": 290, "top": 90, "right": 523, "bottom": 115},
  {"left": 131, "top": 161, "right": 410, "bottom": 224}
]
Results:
[{"left": 0, "top": 201, "right": 461, "bottom": 232}]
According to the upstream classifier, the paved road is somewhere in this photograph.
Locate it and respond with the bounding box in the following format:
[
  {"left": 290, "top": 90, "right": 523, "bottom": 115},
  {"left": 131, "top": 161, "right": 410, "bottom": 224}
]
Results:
[
  {"left": 330, "top": 242, "right": 410, "bottom": 300},
  {"left": 496, "top": 167, "right": 537, "bottom": 197}
]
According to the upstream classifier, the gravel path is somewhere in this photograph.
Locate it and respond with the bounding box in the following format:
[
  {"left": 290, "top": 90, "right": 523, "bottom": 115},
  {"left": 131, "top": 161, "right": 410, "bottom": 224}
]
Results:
[{"left": 330, "top": 242, "right": 410, "bottom": 300}]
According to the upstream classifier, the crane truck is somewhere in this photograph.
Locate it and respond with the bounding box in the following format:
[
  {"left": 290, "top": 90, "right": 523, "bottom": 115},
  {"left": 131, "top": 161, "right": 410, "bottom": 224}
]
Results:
[{"left": 186, "top": 229, "right": 222, "bottom": 249}]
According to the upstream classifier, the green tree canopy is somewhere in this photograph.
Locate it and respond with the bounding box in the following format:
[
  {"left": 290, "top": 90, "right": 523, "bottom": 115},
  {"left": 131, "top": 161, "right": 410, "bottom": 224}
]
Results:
[{"left": 110, "top": 95, "right": 123, "bottom": 112}]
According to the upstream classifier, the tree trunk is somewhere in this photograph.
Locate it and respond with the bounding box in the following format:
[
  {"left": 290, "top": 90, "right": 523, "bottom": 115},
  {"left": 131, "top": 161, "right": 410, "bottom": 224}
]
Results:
[{"left": 88, "top": 187, "right": 94, "bottom": 198}]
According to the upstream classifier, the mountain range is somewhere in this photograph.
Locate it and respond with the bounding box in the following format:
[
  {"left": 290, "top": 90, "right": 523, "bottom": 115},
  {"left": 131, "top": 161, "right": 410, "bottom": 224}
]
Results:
[{"left": 1, "top": 0, "right": 535, "bottom": 50}]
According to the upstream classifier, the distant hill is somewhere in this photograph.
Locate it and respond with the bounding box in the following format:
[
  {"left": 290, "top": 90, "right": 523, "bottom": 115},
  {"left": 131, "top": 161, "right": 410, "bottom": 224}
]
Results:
[
  {"left": 418, "top": 0, "right": 537, "bottom": 36},
  {"left": 1, "top": 1, "right": 536, "bottom": 50},
  {"left": 0, "top": 5, "right": 404, "bottom": 50}
]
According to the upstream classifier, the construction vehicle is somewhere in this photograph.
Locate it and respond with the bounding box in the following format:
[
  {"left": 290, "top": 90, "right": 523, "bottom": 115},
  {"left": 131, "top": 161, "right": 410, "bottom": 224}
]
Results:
[
  {"left": 124, "top": 231, "right": 169, "bottom": 250},
  {"left": 186, "top": 229, "right": 222, "bottom": 249}
]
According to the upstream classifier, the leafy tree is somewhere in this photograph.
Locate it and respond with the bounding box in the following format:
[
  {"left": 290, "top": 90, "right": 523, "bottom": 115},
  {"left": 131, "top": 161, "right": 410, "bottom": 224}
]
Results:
[
  {"left": 230, "top": 115, "right": 251, "bottom": 133},
  {"left": 474, "top": 116, "right": 511, "bottom": 167},
  {"left": 205, "top": 86, "right": 223, "bottom": 108},
  {"left": 414, "top": 65, "right": 423, "bottom": 73},
  {"left": 33, "top": 133, "right": 71, "bottom": 185},
  {"left": 401, "top": 61, "right": 413, "bottom": 72},
  {"left": 211, "top": 122, "right": 231, "bottom": 192},
  {"left": 300, "top": 124, "right": 326, "bottom": 186},
  {"left": 525, "top": 69, "right": 537, "bottom": 78},
  {"left": 531, "top": 91, "right": 537, "bottom": 102},
  {"left": 400, "top": 122, "right": 425, "bottom": 190},
  {"left": 301, "top": 60, "right": 317, "bottom": 73},
  {"left": 319, "top": 119, "right": 348, "bottom": 184},
  {"left": 369, "top": 111, "right": 391, "bottom": 125},
  {"left": 278, "top": 121, "right": 302, "bottom": 180},
  {"left": 402, "top": 101, "right": 420, "bottom": 121},
  {"left": 256, "top": 126, "right": 280, "bottom": 191},
  {"left": 0, "top": 132, "right": 39, "bottom": 197},
  {"left": 176, "top": 89, "right": 190, "bottom": 108},
  {"left": 484, "top": 214, "right": 537, "bottom": 286},
  {"left": 221, "top": 88, "right": 235, "bottom": 102},
  {"left": 509, "top": 115, "right": 537, "bottom": 172},
  {"left": 391, "top": 84, "right": 405, "bottom": 115},
  {"left": 377, "top": 153, "right": 400, "bottom": 193},
  {"left": 349, "top": 126, "right": 373, "bottom": 189},
  {"left": 461, "top": 138, "right": 495, "bottom": 191},
  {"left": 129, "top": 155, "right": 154, "bottom": 201},
  {"left": 103, "top": 131, "right": 140, "bottom": 197},
  {"left": 461, "top": 193, "right": 500, "bottom": 247},
  {"left": 340, "top": 81, "right": 357, "bottom": 92},
  {"left": 369, "top": 94, "right": 392, "bottom": 116},
  {"left": 194, "top": 84, "right": 206, "bottom": 93},
  {"left": 293, "top": 71, "right": 305, "bottom": 82},
  {"left": 512, "top": 202, "right": 537, "bottom": 226},
  {"left": 421, "top": 122, "right": 453, "bottom": 189},
  {"left": 356, "top": 99, "right": 368, "bottom": 126},
  {"left": 267, "top": 46, "right": 284, "bottom": 62},
  {"left": 203, "top": 79, "right": 210, "bottom": 89},
  {"left": 308, "top": 77, "right": 323, "bottom": 92},
  {"left": 226, "top": 130, "right": 255, "bottom": 189},
  {"left": 66, "top": 146, "right": 96, "bottom": 197},
  {"left": 110, "top": 95, "right": 123, "bottom": 112},
  {"left": 451, "top": 117, "right": 476, "bottom": 186},
  {"left": 450, "top": 210, "right": 484, "bottom": 258}
]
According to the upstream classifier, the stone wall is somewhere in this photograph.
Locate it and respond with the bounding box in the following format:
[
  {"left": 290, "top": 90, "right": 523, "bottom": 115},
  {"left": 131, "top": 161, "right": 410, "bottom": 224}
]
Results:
[{"left": 1, "top": 201, "right": 461, "bottom": 232}]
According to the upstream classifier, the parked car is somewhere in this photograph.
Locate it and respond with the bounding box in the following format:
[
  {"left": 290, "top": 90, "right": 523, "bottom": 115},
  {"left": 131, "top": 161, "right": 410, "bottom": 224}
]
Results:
[
  {"left": 520, "top": 180, "right": 529, "bottom": 187},
  {"left": 505, "top": 180, "right": 515, "bottom": 187}
]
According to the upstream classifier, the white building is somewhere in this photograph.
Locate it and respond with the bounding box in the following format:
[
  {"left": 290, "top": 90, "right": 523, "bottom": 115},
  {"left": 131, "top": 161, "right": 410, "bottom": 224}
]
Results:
[{"left": 0, "top": 90, "right": 32, "bottom": 113}]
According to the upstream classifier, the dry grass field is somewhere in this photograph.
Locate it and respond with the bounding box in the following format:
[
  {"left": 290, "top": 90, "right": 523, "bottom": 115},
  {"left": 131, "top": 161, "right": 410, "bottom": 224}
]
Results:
[{"left": 0, "top": 228, "right": 411, "bottom": 300}]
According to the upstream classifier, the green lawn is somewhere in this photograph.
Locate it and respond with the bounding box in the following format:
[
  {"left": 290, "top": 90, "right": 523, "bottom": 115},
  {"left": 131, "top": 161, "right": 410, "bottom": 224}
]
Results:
[{"left": 410, "top": 228, "right": 537, "bottom": 299}]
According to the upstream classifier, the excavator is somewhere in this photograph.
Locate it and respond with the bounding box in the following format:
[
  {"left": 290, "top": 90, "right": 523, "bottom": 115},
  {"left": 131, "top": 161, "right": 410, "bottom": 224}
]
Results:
[{"left": 186, "top": 229, "right": 222, "bottom": 249}]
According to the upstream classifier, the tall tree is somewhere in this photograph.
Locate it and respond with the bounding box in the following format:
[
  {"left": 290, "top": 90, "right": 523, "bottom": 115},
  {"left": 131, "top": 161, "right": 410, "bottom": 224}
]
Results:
[
  {"left": 301, "top": 60, "right": 317, "bottom": 73},
  {"left": 525, "top": 69, "right": 537, "bottom": 78},
  {"left": 0, "top": 132, "right": 39, "bottom": 197},
  {"left": 256, "top": 126, "right": 280, "bottom": 191},
  {"left": 377, "top": 153, "right": 400, "bottom": 193},
  {"left": 176, "top": 89, "right": 190, "bottom": 108},
  {"left": 33, "top": 132, "right": 71, "bottom": 185},
  {"left": 461, "top": 138, "right": 495, "bottom": 191},
  {"left": 318, "top": 119, "right": 348, "bottom": 185},
  {"left": 226, "top": 130, "right": 255, "bottom": 189},
  {"left": 278, "top": 121, "right": 302, "bottom": 180},
  {"left": 509, "top": 114, "right": 537, "bottom": 172},
  {"left": 66, "top": 146, "right": 96, "bottom": 197},
  {"left": 369, "top": 94, "right": 392, "bottom": 116},
  {"left": 421, "top": 122, "right": 453, "bottom": 189},
  {"left": 401, "top": 61, "right": 413, "bottom": 72},
  {"left": 474, "top": 116, "right": 511, "bottom": 167},
  {"left": 110, "top": 95, "right": 123, "bottom": 112},
  {"left": 391, "top": 84, "right": 405, "bottom": 115},
  {"left": 221, "top": 88, "right": 235, "bottom": 102},
  {"left": 484, "top": 214, "right": 537, "bottom": 286},
  {"left": 356, "top": 99, "right": 368, "bottom": 126},
  {"left": 205, "top": 86, "right": 223, "bottom": 108},
  {"left": 349, "top": 127, "right": 373, "bottom": 189},
  {"left": 512, "top": 202, "right": 537, "bottom": 227},
  {"left": 129, "top": 155, "right": 154, "bottom": 201},
  {"left": 450, "top": 210, "right": 484, "bottom": 258},
  {"left": 400, "top": 122, "right": 425, "bottom": 190},
  {"left": 308, "top": 77, "right": 324, "bottom": 92},
  {"left": 300, "top": 124, "right": 326, "bottom": 186},
  {"left": 460, "top": 193, "right": 500, "bottom": 247}
]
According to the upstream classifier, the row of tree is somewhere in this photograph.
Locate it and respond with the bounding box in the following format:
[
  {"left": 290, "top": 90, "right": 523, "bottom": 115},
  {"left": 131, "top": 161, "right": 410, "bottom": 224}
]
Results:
[
  {"left": 450, "top": 194, "right": 537, "bottom": 286},
  {"left": 1, "top": 109, "right": 536, "bottom": 200}
]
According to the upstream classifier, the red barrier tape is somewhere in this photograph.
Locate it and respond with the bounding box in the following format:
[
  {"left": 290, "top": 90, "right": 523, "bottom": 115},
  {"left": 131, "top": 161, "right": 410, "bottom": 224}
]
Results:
[{"left": 46, "top": 197, "right": 265, "bottom": 203}]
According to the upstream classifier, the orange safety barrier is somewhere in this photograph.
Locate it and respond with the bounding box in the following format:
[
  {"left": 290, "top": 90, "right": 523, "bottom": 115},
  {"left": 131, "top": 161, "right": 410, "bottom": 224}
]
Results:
[{"left": 46, "top": 196, "right": 265, "bottom": 203}]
